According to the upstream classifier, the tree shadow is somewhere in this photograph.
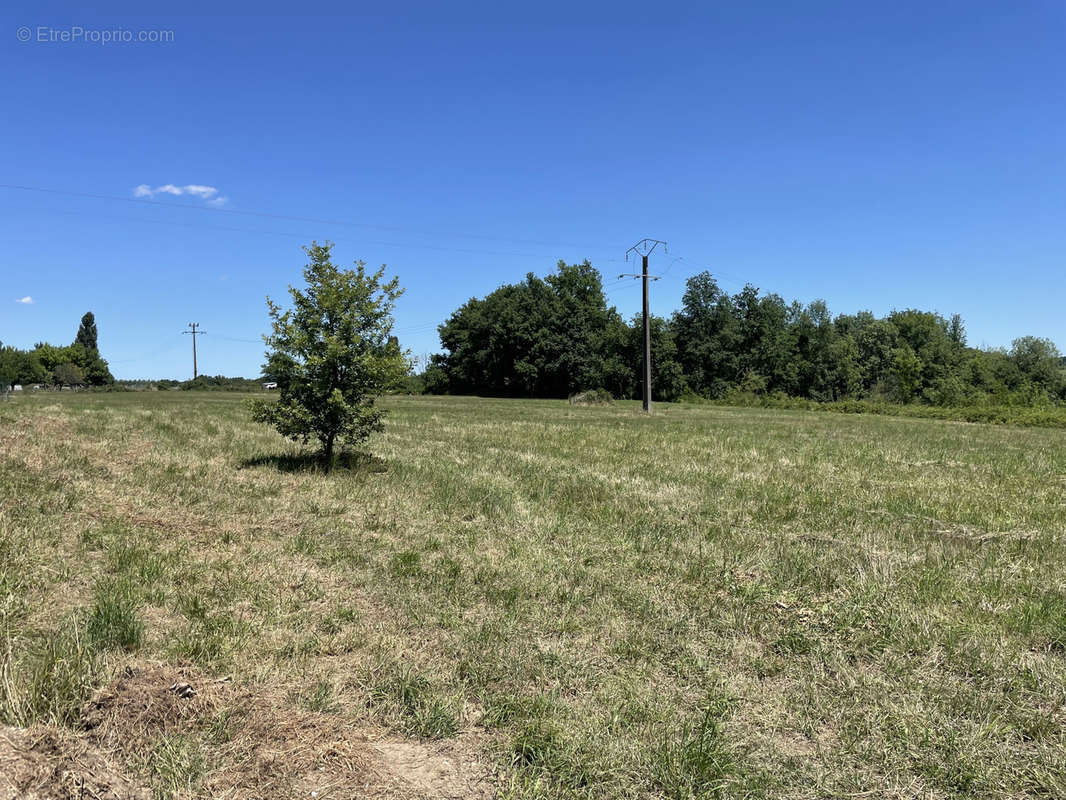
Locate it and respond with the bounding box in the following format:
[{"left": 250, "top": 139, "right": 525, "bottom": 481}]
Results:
[{"left": 238, "top": 450, "right": 389, "bottom": 474}]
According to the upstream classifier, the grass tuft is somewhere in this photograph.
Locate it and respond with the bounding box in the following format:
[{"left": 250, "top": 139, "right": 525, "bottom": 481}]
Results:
[
  {"left": 369, "top": 666, "right": 461, "bottom": 739},
  {"left": 291, "top": 679, "right": 338, "bottom": 713},
  {"left": 144, "top": 733, "right": 207, "bottom": 800},
  {"left": 654, "top": 697, "right": 746, "bottom": 800},
  {"left": 87, "top": 580, "right": 145, "bottom": 651},
  {"left": 0, "top": 620, "right": 100, "bottom": 727}
]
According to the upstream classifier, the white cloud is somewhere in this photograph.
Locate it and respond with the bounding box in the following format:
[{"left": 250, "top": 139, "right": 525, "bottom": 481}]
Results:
[
  {"left": 183, "top": 185, "right": 218, "bottom": 199},
  {"left": 15, "top": 296, "right": 33, "bottom": 304},
  {"left": 132, "top": 183, "right": 224, "bottom": 202},
  {"left": 207, "top": 195, "right": 229, "bottom": 207}
]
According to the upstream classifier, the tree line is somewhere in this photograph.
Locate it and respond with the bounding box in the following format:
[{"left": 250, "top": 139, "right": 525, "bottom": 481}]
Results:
[
  {"left": 0, "top": 312, "right": 115, "bottom": 388},
  {"left": 423, "top": 261, "right": 1065, "bottom": 407}
]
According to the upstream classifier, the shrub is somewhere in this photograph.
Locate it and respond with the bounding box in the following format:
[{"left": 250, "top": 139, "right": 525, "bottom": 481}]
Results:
[{"left": 568, "top": 389, "right": 614, "bottom": 406}]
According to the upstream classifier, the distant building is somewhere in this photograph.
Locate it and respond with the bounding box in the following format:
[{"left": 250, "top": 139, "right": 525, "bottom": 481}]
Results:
[{"left": 263, "top": 382, "right": 278, "bottom": 390}]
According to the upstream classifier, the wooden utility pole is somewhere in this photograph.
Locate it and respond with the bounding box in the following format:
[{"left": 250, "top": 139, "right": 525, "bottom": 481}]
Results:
[
  {"left": 183, "top": 322, "right": 206, "bottom": 379},
  {"left": 621, "top": 239, "right": 666, "bottom": 413}
]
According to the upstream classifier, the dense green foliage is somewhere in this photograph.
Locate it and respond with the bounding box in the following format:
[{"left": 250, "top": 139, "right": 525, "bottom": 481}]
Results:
[
  {"left": 75, "top": 312, "right": 99, "bottom": 353},
  {"left": 428, "top": 261, "right": 629, "bottom": 398},
  {"left": 250, "top": 241, "right": 409, "bottom": 466},
  {"left": 112, "top": 376, "right": 267, "bottom": 391},
  {"left": 427, "top": 264, "right": 1066, "bottom": 408},
  {"left": 179, "top": 375, "right": 265, "bottom": 391},
  {"left": 0, "top": 311, "right": 114, "bottom": 388}
]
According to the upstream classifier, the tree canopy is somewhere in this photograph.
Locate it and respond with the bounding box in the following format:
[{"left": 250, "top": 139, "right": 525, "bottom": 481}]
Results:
[
  {"left": 0, "top": 311, "right": 113, "bottom": 387},
  {"left": 76, "top": 312, "right": 99, "bottom": 352},
  {"left": 430, "top": 261, "right": 669, "bottom": 399},
  {"left": 425, "top": 266, "right": 1065, "bottom": 408}
]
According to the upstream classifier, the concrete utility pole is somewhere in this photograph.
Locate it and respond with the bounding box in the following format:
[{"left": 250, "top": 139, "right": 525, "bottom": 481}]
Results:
[
  {"left": 183, "top": 322, "right": 206, "bottom": 379},
  {"left": 621, "top": 239, "right": 666, "bottom": 413}
]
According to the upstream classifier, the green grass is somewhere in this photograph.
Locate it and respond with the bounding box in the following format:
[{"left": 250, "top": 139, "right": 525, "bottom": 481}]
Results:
[
  {"left": 367, "top": 664, "right": 462, "bottom": 739},
  {"left": 86, "top": 577, "right": 146, "bottom": 651},
  {"left": 2, "top": 391, "right": 1066, "bottom": 797},
  {"left": 0, "top": 618, "right": 100, "bottom": 726},
  {"left": 706, "top": 392, "right": 1066, "bottom": 428}
]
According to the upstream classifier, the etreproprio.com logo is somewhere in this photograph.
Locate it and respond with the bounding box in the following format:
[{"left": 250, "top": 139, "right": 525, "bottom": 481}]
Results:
[{"left": 16, "top": 25, "right": 175, "bottom": 44}]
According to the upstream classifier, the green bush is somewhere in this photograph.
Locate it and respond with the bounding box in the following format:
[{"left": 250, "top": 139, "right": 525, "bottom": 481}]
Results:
[{"left": 568, "top": 389, "right": 614, "bottom": 406}]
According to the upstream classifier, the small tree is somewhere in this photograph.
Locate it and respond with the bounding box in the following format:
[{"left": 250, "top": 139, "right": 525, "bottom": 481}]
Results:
[{"left": 250, "top": 242, "right": 409, "bottom": 469}]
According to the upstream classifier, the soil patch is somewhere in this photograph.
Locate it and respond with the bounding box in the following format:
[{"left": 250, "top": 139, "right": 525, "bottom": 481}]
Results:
[
  {"left": 3, "top": 665, "right": 493, "bottom": 799},
  {"left": 0, "top": 724, "right": 149, "bottom": 800}
]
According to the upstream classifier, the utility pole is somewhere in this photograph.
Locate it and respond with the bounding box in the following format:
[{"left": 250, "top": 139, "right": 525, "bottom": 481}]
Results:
[
  {"left": 182, "top": 322, "right": 206, "bottom": 379},
  {"left": 620, "top": 239, "right": 666, "bottom": 413}
]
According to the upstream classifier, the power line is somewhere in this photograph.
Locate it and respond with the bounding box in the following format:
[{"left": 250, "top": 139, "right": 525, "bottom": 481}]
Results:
[
  {"left": 110, "top": 324, "right": 446, "bottom": 368},
  {"left": 108, "top": 339, "right": 186, "bottom": 364},
  {"left": 211, "top": 334, "right": 262, "bottom": 344},
  {"left": 392, "top": 323, "right": 441, "bottom": 335},
  {"left": 0, "top": 200, "right": 625, "bottom": 264},
  {"left": 0, "top": 183, "right": 625, "bottom": 259},
  {"left": 4, "top": 182, "right": 758, "bottom": 369},
  {"left": 603, "top": 280, "right": 643, "bottom": 299},
  {"left": 662, "top": 254, "right": 750, "bottom": 289}
]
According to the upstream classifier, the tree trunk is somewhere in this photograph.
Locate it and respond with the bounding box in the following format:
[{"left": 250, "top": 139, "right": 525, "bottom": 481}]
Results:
[{"left": 323, "top": 432, "right": 335, "bottom": 472}]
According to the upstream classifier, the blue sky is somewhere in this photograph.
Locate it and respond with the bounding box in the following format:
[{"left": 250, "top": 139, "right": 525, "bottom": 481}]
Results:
[{"left": 2, "top": 1, "right": 1063, "bottom": 379}]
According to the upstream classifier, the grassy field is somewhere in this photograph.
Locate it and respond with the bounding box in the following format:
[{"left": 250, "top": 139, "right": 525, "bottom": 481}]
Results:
[{"left": 2, "top": 392, "right": 1065, "bottom": 798}]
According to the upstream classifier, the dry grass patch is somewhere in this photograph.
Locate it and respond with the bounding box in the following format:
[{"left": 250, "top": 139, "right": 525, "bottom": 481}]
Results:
[
  {"left": 0, "top": 723, "right": 149, "bottom": 800},
  {"left": 1, "top": 662, "right": 494, "bottom": 800}
]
